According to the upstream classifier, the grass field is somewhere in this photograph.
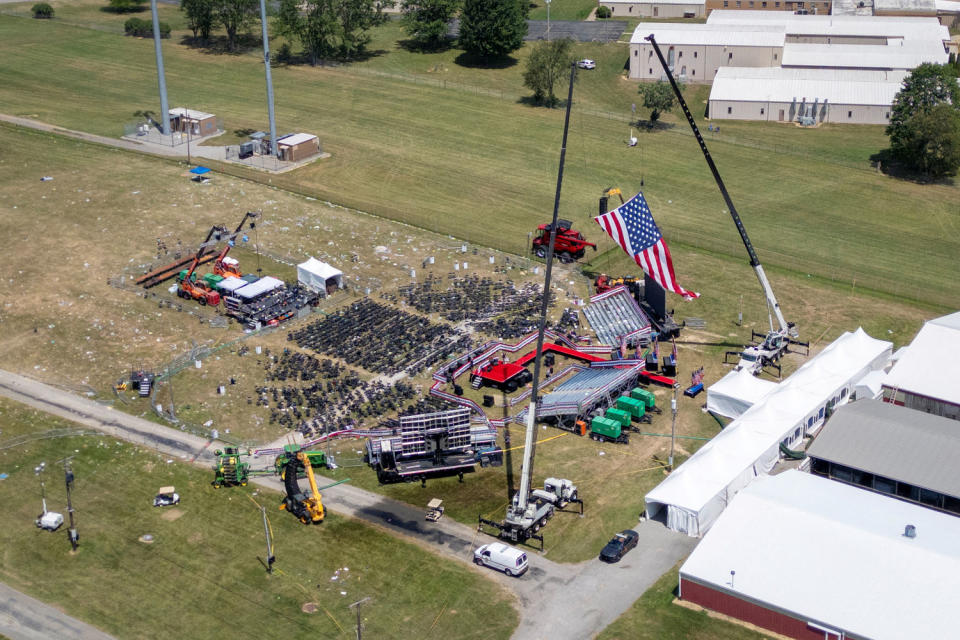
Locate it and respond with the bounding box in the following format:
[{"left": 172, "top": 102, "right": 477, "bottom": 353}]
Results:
[
  {"left": 0, "top": 8, "right": 957, "bottom": 307},
  {"left": 0, "top": 397, "right": 519, "bottom": 639},
  {"left": 598, "top": 563, "right": 771, "bottom": 640}
]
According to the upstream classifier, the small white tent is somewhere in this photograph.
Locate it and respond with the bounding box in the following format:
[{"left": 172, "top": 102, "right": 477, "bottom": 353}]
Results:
[
  {"left": 706, "top": 369, "right": 778, "bottom": 419},
  {"left": 297, "top": 258, "right": 343, "bottom": 297}
]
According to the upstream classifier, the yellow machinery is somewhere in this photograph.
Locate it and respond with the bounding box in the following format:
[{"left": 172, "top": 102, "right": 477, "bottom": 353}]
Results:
[{"left": 279, "top": 451, "right": 324, "bottom": 524}]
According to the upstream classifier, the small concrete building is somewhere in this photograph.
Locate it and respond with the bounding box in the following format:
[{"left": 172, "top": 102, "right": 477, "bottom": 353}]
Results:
[
  {"left": 601, "top": 0, "right": 705, "bottom": 19},
  {"left": 276, "top": 133, "right": 320, "bottom": 162},
  {"left": 874, "top": 0, "right": 937, "bottom": 15},
  {"left": 679, "top": 470, "right": 960, "bottom": 640},
  {"left": 807, "top": 399, "right": 960, "bottom": 516},
  {"left": 708, "top": 67, "right": 906, "bottom": 124},
  {"left": 168, "top": 108, "right": 217, "bottom": 136}
]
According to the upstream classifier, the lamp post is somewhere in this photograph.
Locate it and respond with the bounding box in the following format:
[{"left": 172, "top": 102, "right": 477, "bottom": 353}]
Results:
[
  {"left": 545, "top": 0, "right": 551, "bottom": 41},
  {"left": 669, "top": 383, "right": 679, "bottom": 471}
]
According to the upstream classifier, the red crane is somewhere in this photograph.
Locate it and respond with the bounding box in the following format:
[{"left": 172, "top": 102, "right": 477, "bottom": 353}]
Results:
[
  {"left": 178, "top": 225, "right": 226, "bottom": 306},
  {"left": 213, "top": 211, "right": 260, "bottom": 279}
]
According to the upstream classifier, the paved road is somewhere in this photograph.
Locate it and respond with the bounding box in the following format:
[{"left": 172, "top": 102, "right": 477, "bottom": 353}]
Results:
[
  {"left": 0, "top": 583, "right": 115, "bottom": 640},
  {"left": 0, "top": 370, "right": 696, "bottom": 639}
]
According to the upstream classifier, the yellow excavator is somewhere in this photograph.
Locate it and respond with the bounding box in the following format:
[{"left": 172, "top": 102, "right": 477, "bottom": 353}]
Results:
[{"left": 279, "top": 451, "right": 324, "bottom": 524}]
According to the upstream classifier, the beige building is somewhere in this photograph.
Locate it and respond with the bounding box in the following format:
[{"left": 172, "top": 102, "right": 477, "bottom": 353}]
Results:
[
  {"left": 277, "top": 133, "right": 320, "bottom": 162},
  {"left": 705, "top": 0, "right": 831, "bottom": 14},
  {"left": 630, "top": 24, "right": 784, "bottom": 81},
  {"left": 707, "top": 67, "right": 907, "bottom": 124},
  {"left": 168, "top": 108, "right": 217, "bottom": 136},
  {"left": 601, "top": 0, "right": 705, "bottom": 18}
]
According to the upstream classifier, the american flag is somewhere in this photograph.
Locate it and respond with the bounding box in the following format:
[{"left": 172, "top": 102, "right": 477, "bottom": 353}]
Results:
[
  {"left": 692, "top": 366, "right": 704, "bottom": 386},
  {"left": 594, "top": 192, "right": 699, "bottom": 300}
]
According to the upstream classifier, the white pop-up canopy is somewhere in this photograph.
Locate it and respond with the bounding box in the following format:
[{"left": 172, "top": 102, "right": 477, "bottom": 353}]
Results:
[
  {"left": 706, "top": 369, "right": 778, "bottom": 419},
  {"left": 235, "top": 276, "right": 283, "bottom": 300},
  {"left": 645, "top": 328, "right": 892, "bottom": 537},
  {"left": 297, "top": 257, "right": 343, "bottom": 297}
]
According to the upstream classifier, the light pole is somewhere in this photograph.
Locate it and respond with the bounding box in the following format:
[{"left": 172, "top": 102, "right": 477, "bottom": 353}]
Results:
[
  {"left": 545, "top": 0, "right": 551, "bottom": 41},
  {"left": 669, "top": 383, "right": 679, "bottom": 471},
  {"left": 349, "top": 597, "right": 371, "bottom": 640},
  {"left": 60, "top": 457, "right": 79, "bottom": 551}
]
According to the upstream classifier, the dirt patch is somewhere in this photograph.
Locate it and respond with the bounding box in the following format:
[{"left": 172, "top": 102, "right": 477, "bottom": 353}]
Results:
[
  {"left": 301, "top": 602, "right": 318, "bottom": 614},
  {"left": 160, "top": 508, "right": 184, "bottom": 521}
]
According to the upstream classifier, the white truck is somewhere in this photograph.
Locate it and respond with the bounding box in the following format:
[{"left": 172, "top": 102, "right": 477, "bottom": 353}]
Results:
[{"left": 531, "top": 477, "right": 579, "bottom": 509}]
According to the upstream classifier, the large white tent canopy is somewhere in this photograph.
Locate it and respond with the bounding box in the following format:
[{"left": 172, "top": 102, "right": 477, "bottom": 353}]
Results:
[
  {"left": 297, "top": 257, "right": 343, "bottom": 297},
  {"left": 645, "top": 328, "right": 892, "bottom": 537},
  {"left": 706, "top": 369, "right": 778, "bottom": 419}
]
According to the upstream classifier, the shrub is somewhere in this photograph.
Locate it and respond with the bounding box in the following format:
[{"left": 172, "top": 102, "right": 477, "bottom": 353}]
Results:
[
  {"left": 32, "top": 2, "right": 54, "bottom": 18},
  {"left": 124, "top": 16, "right": 170, "bottom": 38},
  {"left": 107, "top": 0, "right": 147, "bottom": 13},
  {"left": 596, "top": 5, "right": 611, "bottom": 18}
]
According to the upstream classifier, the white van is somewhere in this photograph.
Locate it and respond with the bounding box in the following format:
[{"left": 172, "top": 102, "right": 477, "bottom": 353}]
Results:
[{"left": 474, "top": 543, "right": 528, "bottom": 577}]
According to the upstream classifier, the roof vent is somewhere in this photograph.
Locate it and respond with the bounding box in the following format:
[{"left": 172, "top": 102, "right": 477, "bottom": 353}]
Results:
[{"left": 904, "top": 524, "right": 917, "bottom": 539}]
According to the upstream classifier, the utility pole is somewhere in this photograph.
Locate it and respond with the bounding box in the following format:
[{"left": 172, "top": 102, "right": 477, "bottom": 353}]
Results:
[
  {"left": 60, "top": 456, "right": 79, "bottom": 550},
  {"left": 545, "top": 0, "right": 551, "bottom": 41},
  {"left": 669, "top": 384, "right": 679, "bottom": 471},
  {"left": 150, "top": 0, "right": 170, "bottom": 135},
  {"left": 349, "top": 597, "right": 371, "bottom": 640},
  {"left": 259, "top": 0, "right": 278, "bottom": 158},
  {"left": 35, "top": 462, "right": 47, "bottom": 514}
]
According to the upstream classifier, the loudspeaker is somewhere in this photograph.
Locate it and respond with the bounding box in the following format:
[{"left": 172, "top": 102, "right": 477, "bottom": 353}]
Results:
[
  {"left": 453, "top": 384, "right": 464, "bottom": 396},
  {"left": 482, "top": 395, "right": 495, "bottom": 407},
  {"left": 599, "top": 196, "right": 608, "bottom": 215},
  {"left": 544, "top": 353, "right": 555, "bottom": 367}
]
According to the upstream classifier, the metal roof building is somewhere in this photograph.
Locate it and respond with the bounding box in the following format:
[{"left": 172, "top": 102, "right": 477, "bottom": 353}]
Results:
[
  {"left": 707, "top": 9, "right": 949, "bottom": 41},
  {"left": 708, "top": 67, "right": 908, "bottom": 123},
  {"left": 883, "top": 311, "right": 960, "bottom": 421},
  {"left": 807, "top": 399, "right": 960, "bottom": 515},
  {"left": 679, "top": 470, "right": 960, "bottom": 640},
  {"left": 781, "top": 40, "right": 947, "bottom": 69},
  {"left": 629, "top": 22, "right": 786, "bottom": 47}
]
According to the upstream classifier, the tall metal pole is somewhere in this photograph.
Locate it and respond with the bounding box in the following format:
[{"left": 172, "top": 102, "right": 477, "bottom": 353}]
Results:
[
  {"left": 669, "top": 384, "right": 678, "bottom": 471},
  {"left": 150, "top": 0, "right": 170, "bottom": 136},
  {"left": 349, "top": 597, "right": 370, "bottom": 640},
  {"left": 518, "top": 62, "right": 577, "bottom": 507},
  {"left": 259, "top": 0, "right": 279, "bottom": 158},
  {"left": 545, "top": 0, "right": 551, "bottom": 41},
  {"left": 63, "top": 459, "right": 78, "bottom": 551}
]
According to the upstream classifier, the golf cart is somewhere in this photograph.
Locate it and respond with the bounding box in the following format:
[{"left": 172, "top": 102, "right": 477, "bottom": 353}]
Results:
[
  {"left": 153, "top": 486, "right": 180, "bottom": 507},
  {"left": 425, "top": 498, "right": 444, "bottom": 522}
]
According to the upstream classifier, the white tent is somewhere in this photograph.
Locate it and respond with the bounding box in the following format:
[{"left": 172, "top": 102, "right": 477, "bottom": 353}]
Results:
[
  {"left": 297, "top": 257, "right": 343, "bottom": 297},
  {"left": 853, "top": 369, "right": 886, "bottom": 400},
  {"left": 235, "top": 276, "right": 283, "bottom": 300},
  {"left": 706, "top": 369, "right": 778, "bottom": 419},
  {"left": 645, "top": 328, "right": 892, "bottom": 537}
]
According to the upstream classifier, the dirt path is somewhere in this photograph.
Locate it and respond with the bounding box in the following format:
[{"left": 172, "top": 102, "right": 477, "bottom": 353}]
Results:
[
  {"left": 0, "top": 582, "right": 115, "bottom": 640},
  {"left": 0, "top": 369, "right": 696, "bottom": 639}
]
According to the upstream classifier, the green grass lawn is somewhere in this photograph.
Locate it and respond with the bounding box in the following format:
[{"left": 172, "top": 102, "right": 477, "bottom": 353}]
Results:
[
  {"left": 0, "top": 397, "right": 519, "bottom": 639},
  {"left": 598, "top": 563, "right": 772, "bottom": 640},
  {"left": 1, "top": 12, "right": 955, "bottom": 308}
]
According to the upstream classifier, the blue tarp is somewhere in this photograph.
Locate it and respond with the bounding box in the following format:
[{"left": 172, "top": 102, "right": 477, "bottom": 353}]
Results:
[{"left": 189, "top": 166, "right": 212, "bottom": 175}]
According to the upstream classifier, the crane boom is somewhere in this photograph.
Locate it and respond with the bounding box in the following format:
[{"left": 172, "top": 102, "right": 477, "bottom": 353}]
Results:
[{"left": 644, "top": 34, "right": 794, "bottom": 338}]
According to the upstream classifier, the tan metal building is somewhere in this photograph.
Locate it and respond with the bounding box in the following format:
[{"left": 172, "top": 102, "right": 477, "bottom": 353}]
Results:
[
  {"left": 168, "top": 108, "right": 217, "bottom": 136},
  {"left": 707, "top": 67, "right": 907, "bottom": 124},
  {"left": 277, "top": 133, "right": 320, "bottom": 162},
  {"left": 705, "top": 0, "right": 831, "bottom": 14},
  {"left": 601, "top": 0, "right": 705, "bottom": 18}
]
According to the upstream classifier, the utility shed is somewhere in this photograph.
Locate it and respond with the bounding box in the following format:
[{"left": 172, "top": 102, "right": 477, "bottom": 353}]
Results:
[
  {"left": 882, "top": 311, "right": 960, "bottom": 421},
  {"left": 277, "top": 133, "right": 320, "bottom": 162},
  {"left": 296, "top": 257, "right": 343, "bottom": 297},
  {"left": 679, "top": 470, "right": 960, "bottom": 640},
  {"left": 708, "top": 67, "right": 908, "bottom": 124},
  {"left": 807, "top": 399, "right": 960, "bottom": 515},
  {"left": 169, "top": 108, "right": 217, "bottom": 136},
  {"left": 601, "top": 0, "right": 705, "bottom": 19}
]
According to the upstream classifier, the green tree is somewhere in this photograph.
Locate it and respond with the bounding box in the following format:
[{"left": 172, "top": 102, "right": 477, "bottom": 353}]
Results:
[
  {"left": 337, "top": 0, "right": 391, "bottom": 58},
  {"left": 181, "top": 0, "right": 215, "bottom": 41},
  {"left": 894, "top": 104, "right": 960, "bottom": 178},
  {"left": 887, "top": 63, "right": 960, "bottom": 154},
  {"left": 276, "top": 0, "right": 339, "bottom": 65},
  {"left": 214, "top": 0, "right": 258, "bottom": 52},
  {"left": 595, "top": 5, "right": 610, "bottom": 18},
  {"left": 522, "top": 38, "right": 573, "bottom": 107},
  {"left": 31, "top": 2, "right": 54, "bottom": 18},
  {"left": 401, "top": 0, "right": 460, "bottom": 50},
  {"left": 639, "top": 80, "right": 676, "bottom": 123},
  {"left": 106, "top": 0, "right": 147, "bottom": 13},
  {"left": 458, "top": 0, "right": 527, "bottom": 59}
]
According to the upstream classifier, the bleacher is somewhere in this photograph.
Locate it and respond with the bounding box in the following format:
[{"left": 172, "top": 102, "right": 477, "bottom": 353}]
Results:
[{"left": 583, "top": 287, "right": 651, "bottom": 347}]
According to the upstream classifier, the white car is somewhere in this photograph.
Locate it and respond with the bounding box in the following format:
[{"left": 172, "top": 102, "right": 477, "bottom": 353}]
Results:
[
  {"left": 577, "top": 59, "right": 596, "bottom": 70},
  {"left": 474, "top": 543, "right": 528, "bottom": 577}
]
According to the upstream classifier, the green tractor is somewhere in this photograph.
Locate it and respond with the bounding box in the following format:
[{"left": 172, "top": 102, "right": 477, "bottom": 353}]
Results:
[
  {"left": 273, "top": 444, "right": 327, "bottom": 476},
  {"left": 213, "top": 447, "right": 251, "bottom": 487}
]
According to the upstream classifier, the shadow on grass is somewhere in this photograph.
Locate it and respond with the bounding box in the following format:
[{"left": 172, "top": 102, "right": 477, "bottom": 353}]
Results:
[
  {"left": 179, "top": 34, "right": 262, "bottom": 56},
  {"left": 516, "top": 95, "right": 566, "bottom": 109},
  {"left": 636, "top": 119, "right": 677, "bottom": 131},
  {"left": 397, "top": 37, "right": 456, "bottom": 54},
  {"left": 100, "top": 6, "right": 148, "bottom": 14},
  {"left": 869, "top": 148, "right": 957, "bottom": 185},
  {"left": 454, "top": 51, "right": 518, "bottom": 69}
]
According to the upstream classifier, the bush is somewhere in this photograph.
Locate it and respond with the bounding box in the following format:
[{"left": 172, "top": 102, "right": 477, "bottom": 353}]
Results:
[
  {"left": 124, "top": 17, "right": 170, "bottom": 38},
  {"left": 32, "top": 2, "right": 54, "bottom": 18},
  {"left": 595, "top": 5, "right": 611, "bottom": 18},
  {"left": 107, "top": 0, "right": 147, "bottom": 13}
]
